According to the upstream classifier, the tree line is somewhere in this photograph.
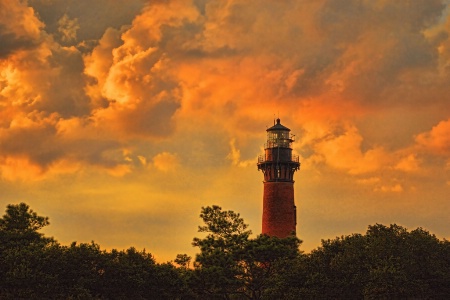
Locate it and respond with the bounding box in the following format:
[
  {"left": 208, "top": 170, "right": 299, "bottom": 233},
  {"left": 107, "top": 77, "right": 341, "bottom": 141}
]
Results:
[{"left": 0, "top": 202, "right": 449, "bottom": 299}]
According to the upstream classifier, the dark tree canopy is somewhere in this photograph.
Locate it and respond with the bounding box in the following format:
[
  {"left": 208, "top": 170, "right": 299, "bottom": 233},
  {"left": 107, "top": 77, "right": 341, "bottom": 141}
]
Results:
[
  {"left": 191, "top": 205, "right": 302, "bottom": 299},
  {"left": 0, "top": 203, "right": 49, "bottom": 233},
  {"left": 0, "top": 203, "right": 186, "bottom": 299},
  {"left": 0, "top": 202, "right": 53, "bottom": 249},
  {"left": 273, "top": 223, "right": 450, "bottom": 299},
  {"left": 0, "top": 202, "right": 449, "bottom": 299}
]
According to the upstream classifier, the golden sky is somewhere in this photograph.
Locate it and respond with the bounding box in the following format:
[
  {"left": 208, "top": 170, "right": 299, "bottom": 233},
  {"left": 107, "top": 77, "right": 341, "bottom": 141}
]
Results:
[{"left": 1, "top": 0, "right": 450, "bottom": 262}]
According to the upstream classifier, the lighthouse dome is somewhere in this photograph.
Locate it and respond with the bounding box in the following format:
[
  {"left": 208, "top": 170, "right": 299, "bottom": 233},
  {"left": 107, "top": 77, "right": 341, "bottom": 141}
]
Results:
[{"left": 267, "top": 118, "right": 290, "bottom": 132}]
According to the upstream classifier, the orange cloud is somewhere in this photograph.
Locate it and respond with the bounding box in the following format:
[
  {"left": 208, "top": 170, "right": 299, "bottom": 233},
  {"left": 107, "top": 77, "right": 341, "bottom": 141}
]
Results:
[
  {"left": 375, "top": 183, "right": 404, "bottom": 193},
  {"left": 0, "top": 156, "right": 44, "bottom": 181},
  {"left": 57, "top": 13, "right": 79, "bottom": 42},
  {"left": 83, "top": 1, "right": 200, "bottom": 139},
  {"left": 395, "top": 154, "right": 421, "bottom": 172},
  {"left": 305, "top": 123, "right": 390, "bottom": 174},
  {"left": 227, "top": 138, "right": 256, "bottom": 167},
  {"left": 416, "top": 119, "right": 450, "bottom": 156},
  {"left": 152, "top": 152, "right": 179, "bottom": 172},
  {"left": 0, "top": 0, "right": 43, "bottom": 58},
  {"left": 1, "top": 0, "right": 449, "bottom": 184}
]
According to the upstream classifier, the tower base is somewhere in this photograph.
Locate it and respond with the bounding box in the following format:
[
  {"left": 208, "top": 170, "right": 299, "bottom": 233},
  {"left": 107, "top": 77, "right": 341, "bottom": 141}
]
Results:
[{"left": 262, "top": 181, "right": 296, "bottom": 237}]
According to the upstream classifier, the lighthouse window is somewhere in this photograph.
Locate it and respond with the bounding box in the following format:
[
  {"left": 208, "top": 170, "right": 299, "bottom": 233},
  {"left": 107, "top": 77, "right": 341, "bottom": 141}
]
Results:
[{"left": 267, "top": 131, "right": 290, "bottom": 147}]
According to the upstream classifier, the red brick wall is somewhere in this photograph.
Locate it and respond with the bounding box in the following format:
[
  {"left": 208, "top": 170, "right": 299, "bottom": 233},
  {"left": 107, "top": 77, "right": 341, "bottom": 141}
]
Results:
[{"left": 262, "top": 181, "right": 296, "bottom": 237}]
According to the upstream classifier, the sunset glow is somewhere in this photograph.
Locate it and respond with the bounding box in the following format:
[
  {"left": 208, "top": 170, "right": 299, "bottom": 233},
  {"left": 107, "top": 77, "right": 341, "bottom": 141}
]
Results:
[{"left": 1, "top": 0, "right": 449, "bottom": 262}]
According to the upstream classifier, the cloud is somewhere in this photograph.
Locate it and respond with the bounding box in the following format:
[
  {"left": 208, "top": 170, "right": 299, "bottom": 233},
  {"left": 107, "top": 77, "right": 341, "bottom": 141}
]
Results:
[
  {"left": 78, "top": 0, "right": 450, "bottom": 148},
  {"left": 28, "top": 0, "right": 147, "bottom": 44},
  {"left": 304, "top": 123, "right": 390, "bottom": 174},
  {"left": 416, "top": 119, "right": 450, "bottom": 156},
  {"left": 0, "top": 156, "right": 44, "bottom": 181},
  {"left": 84, "top": 0, "right": 200, "bottom": 139},
  {"left": 395, "top": 154, "right": 421, "bottom": 172},
  {"left": 152, "top": 152, "right": 179, "bottom": 172},
  {"left": 375, "top": 183, "right": 404, "bottom": 193},
  {"left": 57, "top": 13, "right": 79, "bottom": 43},
  {"left": 178, "top": 0, "right": 447, "bottom": 110},
  {"left": 316, "top": 0, "right": 446, "bottom": 104},
  {"left": 356, "top": 177, "right": 381, "bottom": 185},
  {"left": 0, "top": 112, "right": 60, "bottom": 168},
  {"left": 0, "top": 0, "right": 43, "bottom": 58},
  {"left": 0, "top": 112, "right": 134, "bottom": 180},
  {"left": 1, "top": 0, "right": 450, "bottom": 184},
  {"left": 0, "top": 1, "right": 142, "bottom": 179},
  {"left": 227, "top": 138, "right": 255, "bottom": 167},
  {"left": 0, "top": 6, "right": 90, "bottom": 119}
]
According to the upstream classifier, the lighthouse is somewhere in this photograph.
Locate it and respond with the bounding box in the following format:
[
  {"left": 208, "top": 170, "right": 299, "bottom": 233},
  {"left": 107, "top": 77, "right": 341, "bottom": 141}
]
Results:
[{"left": 257, "top": 118, "right": 300, "bottom": 237}]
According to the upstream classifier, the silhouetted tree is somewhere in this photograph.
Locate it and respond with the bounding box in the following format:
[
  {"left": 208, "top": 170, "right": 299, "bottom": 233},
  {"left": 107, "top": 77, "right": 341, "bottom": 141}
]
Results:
[
  {"left": 0, "top": 202, "right": 52, "bottom": 247},
  {"left": 190, "top": 205, "right": 301, "bottom": 299},
  {"left": 1, "top": 202, "right": 449, "bottom": 299},
  {"left": 175, "top": 254, "right": 192, "bottom": 269},
  {"left": 0, "top": 203, "right": 185, "bottom": 299},
  {"left": 0, "top": 203, "right": 53, "bottom": 297},
  {"left": 275, "top": 224, "right": 450, "bottom": 299}
]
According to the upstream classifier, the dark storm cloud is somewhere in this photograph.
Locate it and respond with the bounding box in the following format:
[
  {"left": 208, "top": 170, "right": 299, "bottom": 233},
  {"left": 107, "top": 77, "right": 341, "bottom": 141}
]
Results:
[
  {"left": 0, "top": 116, "right": 127, "bottom": 173},
  {"left": 0, "top": 25, "right": 40, "bottom": 58},
  {"left": 118, "top": 96, "right": 181, "bottom": 139},
  {"left": 317, "top": 0, "right": 447, "bottom": 105},
  {"left": 34, "top": 46, "right": 92, "bottom": 118},
  {"left": 0, "top": 120, "right": 61, "bottom": 167},
  {"left": 183, "top": 0, "right": 448, "bottom": 104},
  {"left": 29, "top": 0, "right": 147, "bottom": 44},
  {"left": 0, "top": 0, "right": 44, "bottom": 59}
]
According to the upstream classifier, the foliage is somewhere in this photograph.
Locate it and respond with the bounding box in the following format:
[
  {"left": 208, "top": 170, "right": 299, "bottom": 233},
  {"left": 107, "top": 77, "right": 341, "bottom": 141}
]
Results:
[
  {"left": 0, "top": 203, "right": 55, "bottom": 298},
  {"left": 0, "top": 202, "right": 449, "bottom": 299},
  {"left": 191, "top": 205, "right": 302, "bottom": 299},
  {"left": 0, "top": 203, "right": 52, "bottom": 248},
  {"left": 276, "top": 223, "right": 450, "bottom": 299},
  {"left": 175, "top": 253, "right": 192, "bottom": 269},
  {"left": 0, "top": 203, "right": 185, "bottom": 299}
]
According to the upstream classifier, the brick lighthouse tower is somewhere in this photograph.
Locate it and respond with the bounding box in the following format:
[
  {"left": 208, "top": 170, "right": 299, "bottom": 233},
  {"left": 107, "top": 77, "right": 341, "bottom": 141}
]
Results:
[{"left": 257, "top": 118, "right": 300, "bottom": 237}]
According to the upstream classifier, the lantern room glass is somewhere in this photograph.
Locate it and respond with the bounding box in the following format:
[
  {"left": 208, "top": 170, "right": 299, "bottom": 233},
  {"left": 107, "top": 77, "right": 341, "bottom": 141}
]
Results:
[{"left": 267, "top": 130, "right": 290, "bottom": 148}]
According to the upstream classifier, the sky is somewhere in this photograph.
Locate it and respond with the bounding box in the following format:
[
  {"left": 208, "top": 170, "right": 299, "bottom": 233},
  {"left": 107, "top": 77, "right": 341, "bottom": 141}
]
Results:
[{"left": 0, "top": 0, "right": 449, "bottom": 262}]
